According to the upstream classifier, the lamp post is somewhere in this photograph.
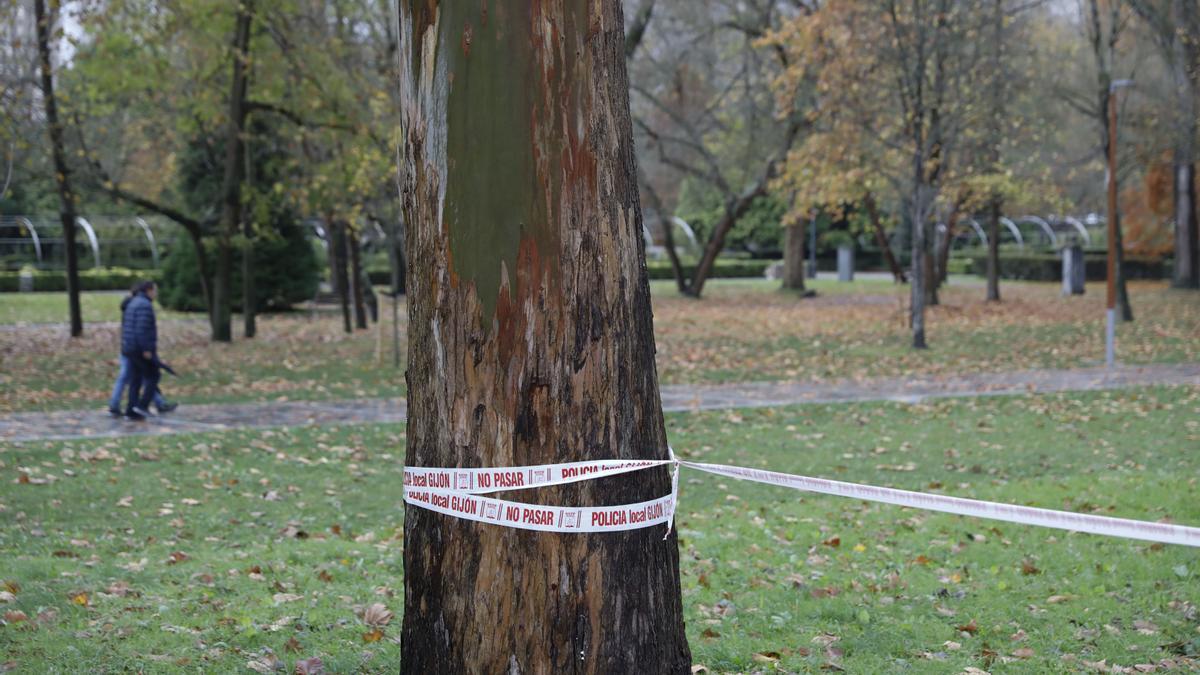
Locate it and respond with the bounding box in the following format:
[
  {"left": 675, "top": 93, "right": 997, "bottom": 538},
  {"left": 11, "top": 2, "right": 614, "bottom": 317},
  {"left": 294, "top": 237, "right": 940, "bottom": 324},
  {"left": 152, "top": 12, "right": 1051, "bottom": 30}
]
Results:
[{"left": 1105, "top": 79, "right": 1133, "bottom": 368}]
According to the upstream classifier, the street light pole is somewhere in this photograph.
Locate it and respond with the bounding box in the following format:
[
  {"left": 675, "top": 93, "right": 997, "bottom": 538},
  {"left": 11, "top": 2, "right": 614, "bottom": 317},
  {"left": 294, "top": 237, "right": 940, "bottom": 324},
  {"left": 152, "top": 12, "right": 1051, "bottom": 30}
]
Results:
[{"left": 1105, "top": 80, "right": 1132, "bottom": 368}]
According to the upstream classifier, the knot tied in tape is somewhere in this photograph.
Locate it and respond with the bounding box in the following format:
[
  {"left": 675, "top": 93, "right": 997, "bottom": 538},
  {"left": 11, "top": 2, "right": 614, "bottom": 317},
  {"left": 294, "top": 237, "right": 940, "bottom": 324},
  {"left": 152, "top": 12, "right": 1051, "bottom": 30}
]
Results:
[{"left": 403, "top": 453, "right": 1200, "bottom": 547}]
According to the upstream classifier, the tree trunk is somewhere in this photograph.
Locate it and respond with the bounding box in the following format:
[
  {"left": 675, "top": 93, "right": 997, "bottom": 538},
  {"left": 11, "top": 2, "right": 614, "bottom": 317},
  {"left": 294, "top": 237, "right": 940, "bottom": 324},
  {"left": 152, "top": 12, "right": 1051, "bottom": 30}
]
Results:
[
  {"left": 213, "top": 0, "right": 254, "bottom": 343},
  {"left": 1174, "top": 160, "right": 1199, "bottom": 288},
  {"left": 34, "top": 0, "right": 82, "bottom": 338},
  {"left": 397, "top": 2, "right": 691, "bottom": 673},
  {"left": 1113, "top": 209, "right": 1134, "bottom": 322},
  {"left": 936, "top": 200, "right": 963, "bottom": 287},
  {"left": 782, "top": 222, "right": 806, "bottom": 290},
  {"left": 911, "top": 197, "right": 928, "bottom": 349},
  {"left": 242, "top": 136, "right": 256, "bottom": 339},
  {"left": 986, "top": 197, "right": 1001, "bottom": 302},
  {"left": 863, "top": 193, "right": 906, "bottom": 283},
  {"left": 924, "top": 241, "right": 938, "bottom": 306},
  {"left": 331, "top": 219, "right": 352, "bottom": 334},
  {"left": 349, "top": 227, "right": 368, "bottom": 330},
  {"left": 641, "top": 176, "right": 688, "bottom": 293},
  {"left": 688, "top": 184, "right": 765, "bottom": 298}
]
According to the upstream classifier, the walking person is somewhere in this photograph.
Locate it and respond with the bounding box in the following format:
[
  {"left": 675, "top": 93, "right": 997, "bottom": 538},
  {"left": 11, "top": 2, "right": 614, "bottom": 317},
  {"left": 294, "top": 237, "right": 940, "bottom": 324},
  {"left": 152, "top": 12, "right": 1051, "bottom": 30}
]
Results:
[
  {"left": 108, "top": 285, "right": 176, "bottom": 416},
  {"left": 120, "top": 280, "right": 161, "bottom": 421}
]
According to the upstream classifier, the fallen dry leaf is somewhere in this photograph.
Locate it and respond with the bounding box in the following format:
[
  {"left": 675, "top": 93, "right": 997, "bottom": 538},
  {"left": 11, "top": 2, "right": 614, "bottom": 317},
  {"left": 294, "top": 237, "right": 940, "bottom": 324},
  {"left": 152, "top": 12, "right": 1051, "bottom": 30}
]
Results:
[
  {"left": 273, "top": 593, "right": 303, "bottom": 604},
  {"left": 361, "top": 602, "right": 393, "bottom": 628},
  {"left": 956, "top": 619, "right": 978, "bottom": 634},
  {"left": 3, "top": 610, "right": 28, "bottom": 624},
  {"left": 1012, "top": 648, "right": 1035, "bottom": 659},
  {"left": 69, "top": 591, "right": 88, "bottom": 607},
  {"left": 293, "top": 657, "right": 324, "bottom": 675},
  {"left": 362, "top": 629, "right": 384, "bottom": 643}
]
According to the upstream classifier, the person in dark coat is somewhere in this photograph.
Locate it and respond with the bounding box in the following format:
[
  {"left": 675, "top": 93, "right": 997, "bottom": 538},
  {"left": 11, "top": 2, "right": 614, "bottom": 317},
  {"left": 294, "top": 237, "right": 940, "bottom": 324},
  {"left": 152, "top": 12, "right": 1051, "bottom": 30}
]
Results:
[
  {"left": 120, "top": 280, "right": 161, "bottom": 421},
  {"left": 109, "top": 284, "right": 175, "bottom": 415}
]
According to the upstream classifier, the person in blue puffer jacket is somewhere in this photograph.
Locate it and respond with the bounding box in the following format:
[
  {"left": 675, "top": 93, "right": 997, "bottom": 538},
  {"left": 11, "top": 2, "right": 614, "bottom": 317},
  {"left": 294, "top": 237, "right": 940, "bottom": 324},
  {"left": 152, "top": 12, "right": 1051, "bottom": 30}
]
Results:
[
  {"left": 120, "top": 280, "right": 161, "bottom": 421},
  {"left": 109, "top": 283, "right": 176, "bottom": 416}
]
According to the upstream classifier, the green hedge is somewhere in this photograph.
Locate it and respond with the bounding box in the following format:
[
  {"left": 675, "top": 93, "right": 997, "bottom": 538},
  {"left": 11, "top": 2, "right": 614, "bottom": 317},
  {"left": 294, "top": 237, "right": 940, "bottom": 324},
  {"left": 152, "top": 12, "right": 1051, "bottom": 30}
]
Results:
[
  {"left": 0, "top": 268, "right": 161, "bottom": 293},
  {"left": 646, "top": 259, "right": 773, "bottom": 280},
  {"left": 959, "top": 252, "right": 1169, "bottom": 281},
  {"left": 367, "top": 259, "right": 777, "bottom": 286}
]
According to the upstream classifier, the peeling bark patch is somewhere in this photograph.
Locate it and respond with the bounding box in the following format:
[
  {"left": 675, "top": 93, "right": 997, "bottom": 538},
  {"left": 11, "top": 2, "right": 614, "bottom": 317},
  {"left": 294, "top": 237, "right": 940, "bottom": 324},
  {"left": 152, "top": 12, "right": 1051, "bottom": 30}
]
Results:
[{"left": 461, "top": 21, "right": 473, "bottom": 57}]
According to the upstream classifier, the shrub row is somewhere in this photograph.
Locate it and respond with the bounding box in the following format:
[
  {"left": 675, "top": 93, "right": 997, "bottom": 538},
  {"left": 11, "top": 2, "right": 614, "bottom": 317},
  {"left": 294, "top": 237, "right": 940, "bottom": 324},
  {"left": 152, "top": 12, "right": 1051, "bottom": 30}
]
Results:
[
  {"left": 367, "top": 259, "right": 777, "bottom": 286},
  {"left": 0, "top": 268, "right": 161, "bottom": 293},
  {"left": 958, "top": 252, "right": 1170, "bottom": 281},
  {"left": 645, "top": 259, "right": 774, "bottom": 280}
]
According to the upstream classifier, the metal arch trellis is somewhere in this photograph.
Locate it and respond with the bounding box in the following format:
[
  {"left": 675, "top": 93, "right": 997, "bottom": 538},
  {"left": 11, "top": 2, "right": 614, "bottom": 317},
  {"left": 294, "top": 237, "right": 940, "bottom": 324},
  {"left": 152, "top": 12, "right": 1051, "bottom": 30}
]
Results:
[
  {"left": 998, "top": 217, "right": 1024, "bottom": 248},
  {"left": 134, "top": 217, "right": 160, "bottom": 268},
  {"left": 1060, "top": 216, "right": 1092, "bottom": 246},
  {"left": 1016, "top": 215, "right": 1058, "bottom": 248},
  {"left": 75, "top": 217, "right": 102, "bottom": 268},
  {"left": 18, "top": 216, "right": 43, "bottom": 262}
]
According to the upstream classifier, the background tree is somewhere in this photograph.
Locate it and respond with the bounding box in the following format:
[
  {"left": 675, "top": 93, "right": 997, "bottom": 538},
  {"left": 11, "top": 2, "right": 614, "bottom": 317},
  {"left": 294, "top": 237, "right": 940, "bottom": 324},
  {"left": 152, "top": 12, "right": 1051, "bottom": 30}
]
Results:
[
  {"left": 1125, "top": 0, "right": 1199, "bottom": 289},
  {"left": 34, "top": 0, "right": 83, "bottom": 337},
  {"left": 398, "top": 1, "right": 691, "bottom": 671}
]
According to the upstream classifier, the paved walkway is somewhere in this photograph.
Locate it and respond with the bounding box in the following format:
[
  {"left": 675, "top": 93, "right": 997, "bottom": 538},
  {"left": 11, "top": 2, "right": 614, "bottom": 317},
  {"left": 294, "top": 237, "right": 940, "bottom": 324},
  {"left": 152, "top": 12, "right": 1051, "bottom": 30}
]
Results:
[{"left": 1, "top": 363, "right": 1197, "bottom": 443}]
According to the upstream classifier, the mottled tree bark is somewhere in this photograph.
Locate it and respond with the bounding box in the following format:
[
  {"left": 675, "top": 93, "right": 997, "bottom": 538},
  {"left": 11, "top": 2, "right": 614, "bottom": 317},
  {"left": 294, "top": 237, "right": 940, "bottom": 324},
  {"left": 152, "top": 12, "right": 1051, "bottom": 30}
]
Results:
[
  {"left": 398, "top": 2, "right": 691, "bottom": 673},
  {"left": 781, "top": 222, "right": 806, "bottom": 290},
  {"left": 34, "top": 0, "right": 82, "bottom": 337}
]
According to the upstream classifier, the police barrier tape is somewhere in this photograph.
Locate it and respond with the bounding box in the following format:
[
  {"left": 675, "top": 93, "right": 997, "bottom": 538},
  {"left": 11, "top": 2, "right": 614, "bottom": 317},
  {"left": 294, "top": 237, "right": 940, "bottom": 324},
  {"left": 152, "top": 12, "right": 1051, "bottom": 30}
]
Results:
[{"left": 402, "top": 457, "right": 1200, "bottom": 546}]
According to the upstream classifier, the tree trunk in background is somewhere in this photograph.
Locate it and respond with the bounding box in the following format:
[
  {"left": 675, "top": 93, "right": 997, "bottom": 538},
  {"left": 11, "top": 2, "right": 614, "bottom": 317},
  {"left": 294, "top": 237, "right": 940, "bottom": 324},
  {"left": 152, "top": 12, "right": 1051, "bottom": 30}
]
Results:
[
  {"left": 349, "top": 227, "right": 368, "bottom": 329},
  {"left": 34, "top": 0, "right": 82, "bottom": 338},
  {"left": 986, "top": 197, "right": 1001, "bottom": 302},
  {"left": 397, "top": 2, "right": 691, "bottom": 672},
  {"left": 1113, "top": 209, "right": 1134, "bottom": 321},
  {"left": 911, "top": 195, "right": 928, "bottom": 349},
  {"left": 1175, "top": 161, "right": 1199, "bottom": 288},
  {"left": 863, "top": 193, "right": 906, "bottom": 283},
  {"left": 688, "top": 184, "right": 765, "bottom": 298},
  {"left": 330, "top": 220, "right": 352, "bottom": 334},
  {"left": 213, "top": 0, "right": 254, "bottom": 342},
  {"left": 242, "top": 138, "right": 256, "bottom": 339},
  {"left": 924, "top": 243, "right": 938, "bottom": 306},
  {"left": 782, "top": 222, "right": 806, "bottom": 290}
]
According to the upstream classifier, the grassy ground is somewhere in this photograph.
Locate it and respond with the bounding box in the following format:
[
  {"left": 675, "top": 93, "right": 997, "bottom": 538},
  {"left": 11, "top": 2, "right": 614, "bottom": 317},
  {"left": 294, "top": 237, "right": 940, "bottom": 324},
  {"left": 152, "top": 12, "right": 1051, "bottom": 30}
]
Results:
[
  {"left": 1, "top": 279, "right": 1197, "bottom": 412},
  {"left": 1, "top": 386, "right": 1197, "bottom": 672},
  {"left": 0, "top": 292, "right": 192, "bottom": 326}
]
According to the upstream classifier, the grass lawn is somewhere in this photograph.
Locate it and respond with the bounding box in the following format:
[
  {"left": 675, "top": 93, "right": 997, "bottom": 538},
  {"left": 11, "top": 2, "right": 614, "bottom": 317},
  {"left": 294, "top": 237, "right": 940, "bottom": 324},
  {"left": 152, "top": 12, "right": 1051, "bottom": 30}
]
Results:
[
  {"left": 1, "top": 279, "right": 1197, "bottom": 413},
  {"left": 0, "top": 292, "right": 189, "bottom": 326},
  {"left": 1, "top": 386, "right": 1197, "bottom": 672}
]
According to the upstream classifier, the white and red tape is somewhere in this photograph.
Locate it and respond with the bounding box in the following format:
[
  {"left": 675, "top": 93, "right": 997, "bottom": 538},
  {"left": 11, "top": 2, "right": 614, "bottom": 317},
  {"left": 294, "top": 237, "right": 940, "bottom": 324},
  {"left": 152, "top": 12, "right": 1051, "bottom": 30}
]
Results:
[{"left": 403, "top": 454, "right": 1200, "bottom": 547}]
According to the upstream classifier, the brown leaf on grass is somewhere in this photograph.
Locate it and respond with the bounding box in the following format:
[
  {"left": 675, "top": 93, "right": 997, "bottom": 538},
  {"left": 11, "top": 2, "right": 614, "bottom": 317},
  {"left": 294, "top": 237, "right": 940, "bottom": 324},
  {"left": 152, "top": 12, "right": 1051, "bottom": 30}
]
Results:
[
  {"left": 293, "top": 657, "right": 324, "bottom": 675},
  {"left": 752, "top": 652, "right": 780, "bottom": 664},
  {"left": 1020, "top": 559, "right": 1041, "bottom": 575},
  {"left": 700, "top": 628, "right": 720, "bottom": 639},
  {"left": 697, "top": 573, "right": 710, "bottom": 588},
  {"left": 361, "top": 629, "right": 384, "bottom": 643},
  {"left": 165, "top": 551, "right": 188, "bottom": 565},
  {"left": 52, "top": 550, "right": 78, "bottom": 558},
  {"left": 0, "top": 592, "right": 14, "bottom": 604},
  {"left": 812, "top": 633, "right": 840, "bottom": 647},
  {"left": 913, "top": 555, "right": 932, "bottom": 566},
  {"left": 35, "top": 609, "right": 57, "bottom": 624},
  {"left": 1132, "top": 620, "right": 1158, "bottom": 635},
  {"left": 361, "top": 603, "right": 393, "bottom": 627},
  {"left": 0, "top": 662, "right": 17, "bottom": 673},
  {"left": 822, "top": 536, "right": 841, "bottom": 548},
  {"left": 69, "top": 591, "right": 89, "bottom": 607},
  {"left": 3, "top": 610, "right": 28, "bottom": 624},
  {"left": 1012, "top": 648, "right": 1035, "bottom": 659},
  {"left": 2, "top": 582, "right": 17, "bottom": 595},
  {"left": 273, "top": 594, "right": 303, "bottom": 604},
  {"left": 105, "top": 581, "right": 134, "bottom": 597},
  {"left": 1046, "top": 595, "right": 1070, "bottom": 604},
  {"left": 284, "top": 637, "right": 303, "bottom": 653},
  {"left": 246, "top": 653, "right": 284, "bottom": 673},
  {"left": 317, "top": 570, "right": 333, "bottom": 583},
  {"left": 956, "top": 619, "right": 978, "bottom": 634},
  {"left": 811, "top": 586, "right": 841, "bottom": 599}
]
